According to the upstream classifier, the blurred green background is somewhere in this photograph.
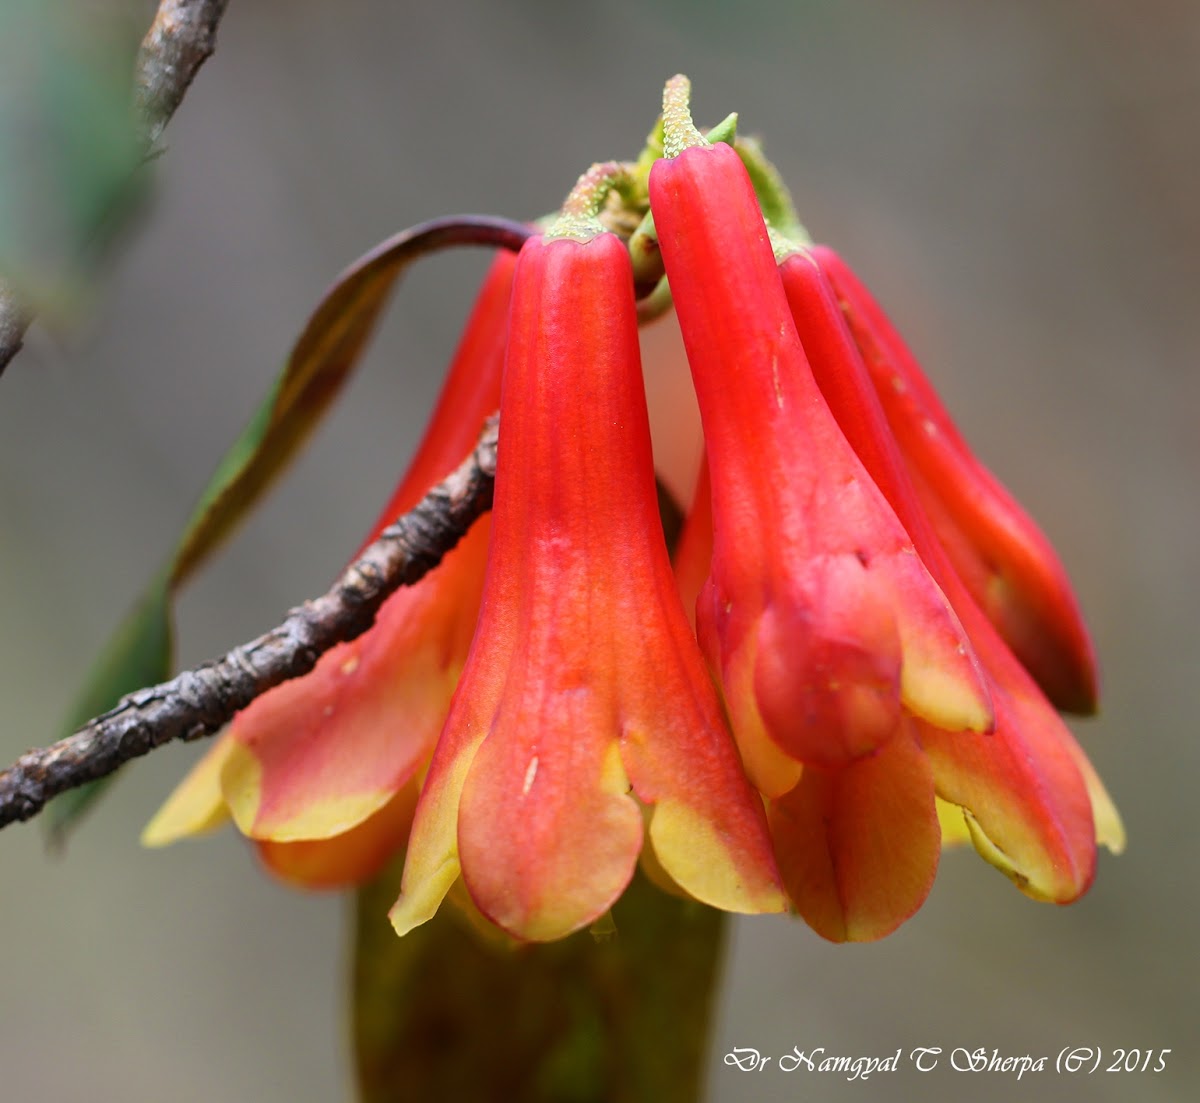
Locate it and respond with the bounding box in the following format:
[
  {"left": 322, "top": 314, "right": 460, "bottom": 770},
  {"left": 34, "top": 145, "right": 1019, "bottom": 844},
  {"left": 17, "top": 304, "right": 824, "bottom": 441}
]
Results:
[{"left": 1, "top": 1, "right": 1195, "bottom": 1100}]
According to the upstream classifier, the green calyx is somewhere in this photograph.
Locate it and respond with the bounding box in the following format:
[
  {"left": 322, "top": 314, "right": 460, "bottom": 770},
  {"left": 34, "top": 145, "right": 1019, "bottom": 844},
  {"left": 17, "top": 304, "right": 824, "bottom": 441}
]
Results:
[
  {"left": 706, "top": 112, "right": 738, "bottom": 147},
  {"left": 544, "top": 75, "right": 805, "bottom": 319},
  {"left": 545, "top": 161, "right": 637, "bottom": 242},
  {"left": 735, "top": 135, "right": 811, "bottom": 244},
  {"left": 627, "top": 209, "right": 661, "bottom": 286},
  {"left": 767, "top": 222, "right": 807, "bottom": 264}
]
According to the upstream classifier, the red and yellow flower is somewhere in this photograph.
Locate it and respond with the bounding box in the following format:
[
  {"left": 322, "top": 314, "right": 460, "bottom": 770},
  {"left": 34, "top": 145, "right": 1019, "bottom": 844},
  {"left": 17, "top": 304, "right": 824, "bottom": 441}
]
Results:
[
  {"left": 391, "top": 197, "right": 784, "bottom": 941},
  {"left": 776, "top": 242, "right": 1121, "bottom": 936},
  {"left": 647, "top": 75, "right": 1120, "bottom": 940},
  {"left": 145, "top": 74, "right": 1121, "bottom": 945}
]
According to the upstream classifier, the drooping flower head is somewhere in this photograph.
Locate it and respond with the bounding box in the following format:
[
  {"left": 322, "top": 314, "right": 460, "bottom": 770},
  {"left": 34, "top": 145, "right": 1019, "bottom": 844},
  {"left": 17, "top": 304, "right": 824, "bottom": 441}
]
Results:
[
  {"left": 811, "top": 244, "right": 1100, "bottom": 715},
  {"left": 648, "top": 75, "right": 1120, "bottom": 940},
  {"left": 139, "top": 73, "right": 1120, "bottom": 946},
  {"left": 392, "top": 166, "right": 784, "bottom": 941}
]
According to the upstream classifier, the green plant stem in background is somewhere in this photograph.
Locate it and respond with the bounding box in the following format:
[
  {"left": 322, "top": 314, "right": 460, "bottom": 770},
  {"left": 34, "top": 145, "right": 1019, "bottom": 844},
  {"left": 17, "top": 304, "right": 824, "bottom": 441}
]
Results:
[{"left": 353, "top": 866, "right": 726, "bottom": 1103}]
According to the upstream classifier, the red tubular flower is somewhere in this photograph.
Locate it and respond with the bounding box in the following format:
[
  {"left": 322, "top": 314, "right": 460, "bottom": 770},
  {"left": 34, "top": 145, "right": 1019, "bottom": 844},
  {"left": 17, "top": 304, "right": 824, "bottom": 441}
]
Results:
[
  {"left": 142, "top": 252, "right": 516, "bottom": 887},
  {"left": 649, "top": 137, "right": 993, "bottom": 795},
  {"left": 674, "top": 444, "right": 938, "bottom": 940},
  {"left": 137, "top": 74, "right": 1119, "bottom": 946},
  {"left": 812, "top": 246, "right": 1099, "bottom": 715},
  {"left": 778, "top": 248, "right": 1122, "bottom": 919},
  {"left": 390, "top": 220, "right": 784, "bottom": 942}
]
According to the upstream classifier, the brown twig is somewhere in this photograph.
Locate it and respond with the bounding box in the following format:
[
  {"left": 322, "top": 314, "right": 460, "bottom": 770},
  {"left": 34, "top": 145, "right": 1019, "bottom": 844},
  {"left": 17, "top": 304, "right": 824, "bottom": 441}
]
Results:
[
  {"left": 0, "top": 416, "right": 498, "bottom": 829},
  {"left": 0, "top": 0, "right": 231, "bottom": 377},
  {"left": 133, "top": 0, "right": 230, "bottom": 148}
]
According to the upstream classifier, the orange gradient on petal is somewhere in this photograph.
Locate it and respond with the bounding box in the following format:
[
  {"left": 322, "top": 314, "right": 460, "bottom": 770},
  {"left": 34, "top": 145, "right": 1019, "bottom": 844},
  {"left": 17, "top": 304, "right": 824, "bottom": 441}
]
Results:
[
  {"left": 255, "top": 782, "right": 418, "bottom": 890},
  {"left": 769, "top": 718, "right": 939, "bottom": 942},
  {"left": 219, "top": 520, "right": 489, "bottom": 842}
]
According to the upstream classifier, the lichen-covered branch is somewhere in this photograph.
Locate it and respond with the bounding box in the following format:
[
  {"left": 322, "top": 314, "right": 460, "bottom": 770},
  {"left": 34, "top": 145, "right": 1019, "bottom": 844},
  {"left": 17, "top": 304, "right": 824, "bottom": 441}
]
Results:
[
  {"left": 133, "top": 0, "right": 230, "bottom": 148},
  {"left": 0, "top": 417, "right": 498, "bottom": 829},
  {"left": 0, "top": 0, "right": 231, "bottom": 376}
]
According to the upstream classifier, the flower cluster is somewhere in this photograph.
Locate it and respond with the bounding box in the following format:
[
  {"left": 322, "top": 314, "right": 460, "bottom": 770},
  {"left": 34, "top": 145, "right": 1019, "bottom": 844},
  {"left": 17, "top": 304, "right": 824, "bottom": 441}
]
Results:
[{"left": 145, "top": 76, "right": 1121, "bottom": 942}]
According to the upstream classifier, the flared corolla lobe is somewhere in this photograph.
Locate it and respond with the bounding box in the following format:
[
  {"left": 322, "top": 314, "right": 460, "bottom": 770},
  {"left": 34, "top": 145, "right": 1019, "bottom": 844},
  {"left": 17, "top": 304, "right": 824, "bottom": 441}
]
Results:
[{"left": 391, "top": 229, "right": 784, "bottom": 942}]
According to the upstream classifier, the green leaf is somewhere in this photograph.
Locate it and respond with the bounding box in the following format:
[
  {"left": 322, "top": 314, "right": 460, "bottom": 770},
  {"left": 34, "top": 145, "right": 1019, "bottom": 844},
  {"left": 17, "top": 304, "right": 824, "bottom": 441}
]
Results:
[
  {"left": 45, "top": 575, "right": 173, "bottom": 842},
  {"left": 352, "top": 863, "right": 726, "bottom": 1103}
]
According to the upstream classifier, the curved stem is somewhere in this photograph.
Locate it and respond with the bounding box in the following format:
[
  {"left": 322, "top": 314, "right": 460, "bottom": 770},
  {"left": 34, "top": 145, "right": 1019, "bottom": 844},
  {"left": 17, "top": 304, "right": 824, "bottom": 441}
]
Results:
[
  {"left": 636, "top": 274, "right": 674, "bottom": 325},
  {"left": 167, "top": 214, "right": 531, "bottom": 585},
  {"left": 331, "top": 215, "right": 535, "bottom": 286}
]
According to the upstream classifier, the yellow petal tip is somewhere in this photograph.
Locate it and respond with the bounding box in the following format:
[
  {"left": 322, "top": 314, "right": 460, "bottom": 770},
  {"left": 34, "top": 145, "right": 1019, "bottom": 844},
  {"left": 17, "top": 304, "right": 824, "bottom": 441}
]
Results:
[
  {"left": 389, "top": 855, "right": 461, "bottom": 938},
  {"left": 647, "top": 800, "right": 786, "bottom": 915},
  {"left": 141, "top": 735, "right": 235, "bottom": 847},
  {"left": 901, "top": 660, "right": 994, "bottom": 735}
]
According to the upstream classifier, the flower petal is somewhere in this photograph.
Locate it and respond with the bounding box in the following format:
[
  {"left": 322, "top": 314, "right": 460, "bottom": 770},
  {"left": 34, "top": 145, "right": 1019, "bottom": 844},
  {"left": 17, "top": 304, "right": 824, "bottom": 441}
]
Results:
[
  {"left": 214, "top": 251, "right": 514, "bottom": 844},
  {"left": 780, "top": 249, "right": 994, "bottom": 736},
  {"left": 354, "top": 251, "right": 515, "bottom": 551},
  {"left": 935, "top": 796, "right": 973, "bottom": 847},
  {"left": 255, "top": 782, "right": 418, "bottom": 890},
  {"left": 769, "top": 719, "right": 939, "bottom": 942},
  {"left": 619, "top": 610, "right": 785, "bottom": 916},
  {"left": 141, "top": 731, "right": 234, "bottom": 846},
  {"left": 219, "top": 521, "right": 489, "bottom": 842},
  {"left": 777, "top": 244, "right": 1118, "bottom": 900},
  {"left": 813, "top": 244, "right": 1099, "bottom": 714},
  {"left": 387, "top": 704, "right": 488, "bottom": 938},
  {"left": 672, "top": 453, "right": 711, "bottom": 630},
  {"left": 399, "top": 228, "right": 782, "bottom": 940},
  {"left": 458, "top": 702, "right": 643, "bottom": 941},
  {"left": 920, "top": 646, "right": 1099, "bottom": 903}
]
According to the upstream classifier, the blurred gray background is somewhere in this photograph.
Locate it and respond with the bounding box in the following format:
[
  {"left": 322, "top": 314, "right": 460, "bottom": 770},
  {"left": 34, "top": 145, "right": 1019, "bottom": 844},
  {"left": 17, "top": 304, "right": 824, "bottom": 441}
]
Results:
[{"left": 1, "top": 1, "right": 1195, "bottom": 1100}]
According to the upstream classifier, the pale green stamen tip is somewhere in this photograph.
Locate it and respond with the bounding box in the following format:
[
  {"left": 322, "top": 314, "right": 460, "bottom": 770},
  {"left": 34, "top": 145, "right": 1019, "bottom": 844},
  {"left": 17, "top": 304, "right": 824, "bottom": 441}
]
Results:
[
  {"left": 589, "top": 910, "right": 618, "bottom": 941},
  {"left": 547, "top": 161, "right": 634, "bottom": 241},
  {"left": 662, "top": 74, "right": 707, "bottom": 158}
]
